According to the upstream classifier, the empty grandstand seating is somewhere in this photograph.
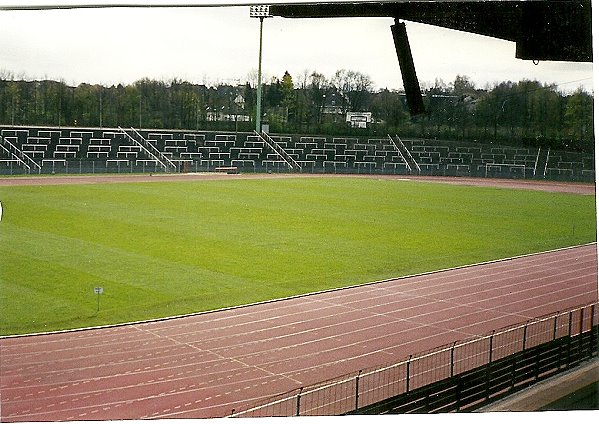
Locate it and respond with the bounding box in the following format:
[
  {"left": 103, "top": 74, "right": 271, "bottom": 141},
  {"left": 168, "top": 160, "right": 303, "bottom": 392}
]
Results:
[{"left": 0, "top": 125, "right": 594, "bottom": 181}]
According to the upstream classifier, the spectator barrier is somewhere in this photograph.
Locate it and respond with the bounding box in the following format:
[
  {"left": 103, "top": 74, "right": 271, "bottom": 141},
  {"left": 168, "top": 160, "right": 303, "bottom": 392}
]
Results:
[{"left": 231, "top": 302, "right": 598, "bottom": 416}]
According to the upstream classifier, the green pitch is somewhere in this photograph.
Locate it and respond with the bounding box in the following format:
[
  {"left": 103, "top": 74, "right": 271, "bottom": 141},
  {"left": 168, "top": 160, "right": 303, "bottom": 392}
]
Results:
[{"left": 0, "top": 177, "right": 596, "bottom": 335}]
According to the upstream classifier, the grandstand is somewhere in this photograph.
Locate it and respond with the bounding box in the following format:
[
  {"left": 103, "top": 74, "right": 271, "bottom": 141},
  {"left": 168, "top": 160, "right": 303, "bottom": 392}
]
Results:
[{"left": 0, "top": 126, "right": 594, "bottom": 182}]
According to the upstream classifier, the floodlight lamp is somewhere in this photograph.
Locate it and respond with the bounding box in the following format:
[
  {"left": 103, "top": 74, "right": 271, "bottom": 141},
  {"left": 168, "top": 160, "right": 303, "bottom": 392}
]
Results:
[{"left": 250, "top": 5, "right": 272, "bottom": 18}]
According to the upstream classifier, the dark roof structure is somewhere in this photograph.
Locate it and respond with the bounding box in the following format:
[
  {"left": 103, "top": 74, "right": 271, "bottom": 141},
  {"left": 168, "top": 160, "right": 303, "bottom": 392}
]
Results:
[{"left": 270, "top": 1, "right": 592, "bottom": 63}]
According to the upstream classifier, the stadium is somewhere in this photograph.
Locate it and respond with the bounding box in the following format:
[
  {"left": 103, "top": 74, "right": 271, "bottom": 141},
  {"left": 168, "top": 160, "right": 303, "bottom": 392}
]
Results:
[
  {"left": 0, "top": 122, "right": 597, "bottom": 419},
  {"left": 0, "top": 0, "right": 597, "bottom": 420}
]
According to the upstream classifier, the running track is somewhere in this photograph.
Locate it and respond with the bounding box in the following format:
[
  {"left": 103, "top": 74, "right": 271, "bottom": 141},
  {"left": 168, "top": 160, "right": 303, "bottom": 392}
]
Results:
[{"left": 1, "top": 244, "right": 597, "bottom": 421}]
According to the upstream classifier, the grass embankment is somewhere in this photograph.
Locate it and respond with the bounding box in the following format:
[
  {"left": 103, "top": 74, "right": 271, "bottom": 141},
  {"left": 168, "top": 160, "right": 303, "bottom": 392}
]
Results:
[{"left": 0, "top": 177, "right": 596, "bottom": 335}]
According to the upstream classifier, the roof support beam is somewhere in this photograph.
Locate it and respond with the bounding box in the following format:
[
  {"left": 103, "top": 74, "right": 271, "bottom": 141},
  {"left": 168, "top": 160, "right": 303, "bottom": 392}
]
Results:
[{"left": 391, "top": 20, "right": 426, "bottom": 116}]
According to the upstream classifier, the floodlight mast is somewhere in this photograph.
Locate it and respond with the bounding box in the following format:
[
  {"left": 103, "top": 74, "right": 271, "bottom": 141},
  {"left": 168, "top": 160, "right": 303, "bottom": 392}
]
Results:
[{"left": 250, "top": 5, "right": 272, "bottom": 133}]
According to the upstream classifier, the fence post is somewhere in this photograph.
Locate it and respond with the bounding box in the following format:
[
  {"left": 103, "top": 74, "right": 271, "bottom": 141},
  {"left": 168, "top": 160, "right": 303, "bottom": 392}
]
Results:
[
  {"left": 510, "top": 347, "right": 517, "bottom": 389},
  {"left": 522, "top": 322, "right": 528, "bottom": 351},
  {"left": 486, "top": 331, "right": 494, "bottom": 401},
  {"left": 296, "top": 387, "right": 303, "bottom": 416},
  {"left": 406, "top": 355, "right": 412, "bottom": 393},
  {"left": 590, "top": 305, "right": 596, "bottom": 358},
  {"left": 450, "top": 341, "right": 456, "bottom": 378},
  {"left": 455, "top": 374, "right": 461, "bottom": 412},
  {"left": 355, "top": 370, "right": 362, "bottom": 411},
  {"left": 534, "top": 343, "right": 540, "bottom": 381},
  {"left": 556, "top": 313, "right": 563, "bottom": 371},
  {"left": 568, "top": 311, "right": 573, "bottom": 368},
  {"left": 489, "top": 331, "right": 494, "bottom": 363},
  {"left": 579, "top": 307, "right": 585, "bottom": 355}
]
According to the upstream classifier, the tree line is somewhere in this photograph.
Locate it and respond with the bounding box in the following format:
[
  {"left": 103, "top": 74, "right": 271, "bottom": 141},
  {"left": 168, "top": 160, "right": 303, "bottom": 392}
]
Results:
[{"left": 0, "top": 70, "right": 593, "bottom": 152}]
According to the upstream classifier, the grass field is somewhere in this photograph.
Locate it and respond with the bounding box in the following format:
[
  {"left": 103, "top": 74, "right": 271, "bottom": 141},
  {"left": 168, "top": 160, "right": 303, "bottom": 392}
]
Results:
[{"left": 0, "top": 176, "right": 596, "bottom": 336}]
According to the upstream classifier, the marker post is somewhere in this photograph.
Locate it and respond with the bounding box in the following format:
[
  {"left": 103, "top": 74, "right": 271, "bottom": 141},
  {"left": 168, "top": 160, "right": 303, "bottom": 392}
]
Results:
[{"left": 94, "top": 287, "right": 104, "bottom": 312}]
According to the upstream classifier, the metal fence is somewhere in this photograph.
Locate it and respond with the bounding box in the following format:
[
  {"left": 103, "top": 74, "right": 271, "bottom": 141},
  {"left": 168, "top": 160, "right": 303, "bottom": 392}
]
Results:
[
  {"left": 0, "top": 158, "right": 595, "bottom": 183},
  {"left": 231, "top": 302, "right": 598, "bottom": 416}
]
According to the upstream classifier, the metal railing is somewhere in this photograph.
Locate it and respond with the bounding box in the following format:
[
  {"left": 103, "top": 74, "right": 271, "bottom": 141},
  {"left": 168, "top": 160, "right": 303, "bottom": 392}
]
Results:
[
  {"left": 392, "top": 134, "right": 420, "bottom": 173},
  {"left": 387, "top": 134, "right": 411, "bottom": 172},
  {"left": 231, "top": 302, "right": 598, "bottom": 416},
  {"left": 258, "top": 131, "right": 302, "bottom": 171},
  {"left": 118, "top": 127, "right": 177, "bottom": 172},
  {"left": 0, "top": 134, "right": 41, "bottom": 173}
]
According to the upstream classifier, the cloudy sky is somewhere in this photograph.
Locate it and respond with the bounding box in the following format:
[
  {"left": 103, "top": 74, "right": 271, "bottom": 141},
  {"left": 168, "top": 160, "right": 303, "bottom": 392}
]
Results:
[{"left": 0, "top": 0, "right": 594, "bottom": 92}]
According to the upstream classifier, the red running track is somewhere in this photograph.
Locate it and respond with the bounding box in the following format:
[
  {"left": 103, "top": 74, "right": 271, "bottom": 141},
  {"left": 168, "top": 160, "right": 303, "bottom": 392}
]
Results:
[{"left": 1, "top": 244, "right": 597, "bottom": 421}]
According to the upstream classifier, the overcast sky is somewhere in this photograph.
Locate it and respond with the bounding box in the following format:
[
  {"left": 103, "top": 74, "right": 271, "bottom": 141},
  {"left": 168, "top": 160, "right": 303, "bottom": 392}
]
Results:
[{"left": 0, "top": 1, "right": 594, "bottom": 93}]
